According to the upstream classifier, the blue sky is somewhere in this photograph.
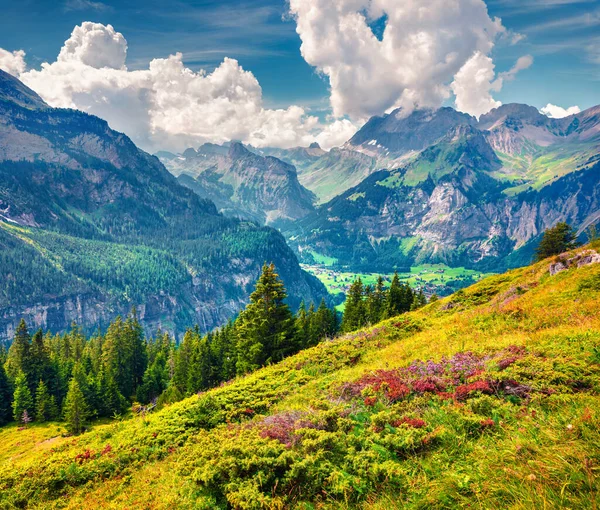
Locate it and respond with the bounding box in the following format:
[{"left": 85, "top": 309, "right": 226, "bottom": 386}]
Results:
[
  {"left": 1, "top": 0, "right": 598, "bottom": 151},
  {"left": 1, "top": 0, "right": 598, "bottom": 111}
]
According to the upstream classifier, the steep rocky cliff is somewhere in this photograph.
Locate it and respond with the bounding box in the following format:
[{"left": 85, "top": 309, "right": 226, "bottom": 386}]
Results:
[{"left": 159, "top": 142, "right": 315, "bottom": 227}]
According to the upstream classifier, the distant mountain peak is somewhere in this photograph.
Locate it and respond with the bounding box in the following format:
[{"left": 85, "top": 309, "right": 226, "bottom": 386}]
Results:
[
  {"left": 228, "top": 141, "right": 251, "bottom": 159},
  {"left": 478, "top": 103, "right": 547, "bottom": 130},
  {"left": 309, "top": 142, "right": 321, "bottom": 149},
  {"left": 0, "top": 69, "right": 47, "bottom": 110}
]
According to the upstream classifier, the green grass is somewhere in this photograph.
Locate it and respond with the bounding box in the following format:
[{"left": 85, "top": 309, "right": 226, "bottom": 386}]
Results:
[
  {"left": 1, "top": 245, "right": 600, "bottom": 509},
  {"left": 302, "top": 263, "right": 492, "bottom": 298}
]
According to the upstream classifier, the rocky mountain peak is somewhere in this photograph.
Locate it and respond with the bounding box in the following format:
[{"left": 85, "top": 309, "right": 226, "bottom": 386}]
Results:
[
  {"left": 0, "top": 69, "right": 47, "bottom": 110},
  {"left": 309, "top": 142, "right": 321, "bottom": 150},
  {"left": 478, "top": 103, "right": 548, "bottom": 131},
  {"left": 228, "top": 141, "right": 251, "bottom": 159}
]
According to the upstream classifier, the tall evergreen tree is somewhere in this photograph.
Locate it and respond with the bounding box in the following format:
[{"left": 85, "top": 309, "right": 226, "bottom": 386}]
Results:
[
  {"left": 136, "top": 351, "right": 169, "bottom": 404},
  {"left": 410, "top": 290, "right": 427, "bottom": 311},
  {"left": 5, "top": 319, "right": 32, "bottom": 385},
  {"left": 12, "top": 372, "right": 33, "bottom": 422},
  {"left": 63, "top": 378, "right": 89, "bottom": 435},
  {"left": 0, "top": 362, "right": 12, "bottom": 425},
  {"left": 173, "top": 328, "right": 194, "bottom": 394},
  {"left": 341, "top": 278, "right": 367, "bottom": 333},
  {"left": 236, "top": 263, "right": 295, "bottom": 374},
  {"left": 124, "top": 309, "right": 147, "bottom": 396},
  {"left": 295, "top": 301, "right": 310, "bottom": 348},
  {"left": 35, "top": 379, "right": 52, "bottom": 422},
  {"left": 367, "top": 276, "right": 386, "bottom": 324},
  {"left": 30, "top": 329, "right": 50, "bottom": 395}
]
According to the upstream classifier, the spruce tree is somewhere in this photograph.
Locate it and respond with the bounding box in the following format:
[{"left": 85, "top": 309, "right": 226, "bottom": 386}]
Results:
[
  {"left": 384, "top": 273, "right": 403, "bottom": 318},
  {"left": 313, "top": 299, "right": 336, "bottom": 343},
  {"left": 63, "top": 378, "right": 89, "bottom": 435},
  {"left": 136, "top": 351, "right": 169, "bottom": 404},
  {"left": 5, "top": 319, "right": 32, "bottom": 384},
  {"left": 236, "top": 263, "right": 295, "bottom": 374},
  {"left": 295, "top": 301, "right": 310, "bottom": 348},
  {"left": 124, "top": 308, "right": 147, "bottom": 396},
  {"left": 342, "top": 278, "right": 367, "bottom": 333},
  {"left": 367, "top": 276, "right": 386, "bottom": 324},
  {"left": 30, "top": 329, "right": 50, "bottom": 394},
  {"left": 410, "top": 290, "right": 427, "bottom": 311},
  {"left": 173, "top": 329, "right": 194, "bottom": 393},
  {"left": 0, "top": 362, "right": 12, "bottom": 425},
  {"left": 536, "top": 222, "right": 579, "bottom": 261},
  {"left": 35, "top": 380, "right": 52, "bottom": 422},
  {"left": 12, "top": 372, "right": 33, "bottom": 422}
]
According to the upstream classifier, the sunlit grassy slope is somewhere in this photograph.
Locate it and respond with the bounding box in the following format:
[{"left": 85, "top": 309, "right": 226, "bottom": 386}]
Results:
[{"left": 2, "top": 244, "right": 600, "bottom": 509}]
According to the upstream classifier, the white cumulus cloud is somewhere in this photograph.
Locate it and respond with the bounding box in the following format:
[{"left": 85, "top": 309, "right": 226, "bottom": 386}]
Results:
[
  {"left": 4, "top": 22, "right": 355, "bottom": 152},
  {"left": 451, "top": 52, "right": 533, "bottom": 118},
  {"left": 288, "top": 0, "right": 506, "bottom": 120},
  {"left": 540, "top": 103, "right": 581, "bottom": 118},
  {"left": 451, "top": 52, "right": 502, "bottom": 118},
  {"left": 0, "top": 49, "right": 26, "bottom": 77}
]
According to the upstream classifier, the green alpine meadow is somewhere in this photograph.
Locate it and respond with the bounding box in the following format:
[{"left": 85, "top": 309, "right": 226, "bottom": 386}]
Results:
[{"left": 1, "top": 1, "right": 599, "bottom": 508}]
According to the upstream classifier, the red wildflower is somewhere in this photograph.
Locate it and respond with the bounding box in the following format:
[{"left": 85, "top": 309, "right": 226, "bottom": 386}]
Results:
[
  {"left": 455, "top": 380, "right": 493, "bottom": 401},
  {"left": 393, "top": 417, "right": 427, "bottom": 429},
  {"left": 480, "top": 419, "right": 495, "bottom": 428},
  {"left": 364, "top": 396, "right": 377, "bottom": 407}
]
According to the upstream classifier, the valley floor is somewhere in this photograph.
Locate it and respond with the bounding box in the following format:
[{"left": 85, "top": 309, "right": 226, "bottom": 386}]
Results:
[
  {"left": 1, "top": 245, "right": 600, "bottom": 509},
  {"left": 302, "top": 263, "right": 492, "bottom": 308}
]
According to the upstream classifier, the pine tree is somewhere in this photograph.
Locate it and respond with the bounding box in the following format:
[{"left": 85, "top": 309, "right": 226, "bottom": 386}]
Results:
[
  {"left": 410, "top": 289, "right": 427, "bottom": 311},
  {"left": 236, "top": 263, "right": 295, "bottom": 374},
  {"left": 187, "top": 332, "right": 213, "bottom": 393},
  {"left": 0, "top": 362, "right": 12, "bottom": 425},
  {"left": 211, "top": 322, "right": 237, "bottom": 382},
  {"left": 136, "top": 351, "right": 169, "bottom": 404},
  {"left": 367, "top": 276, "right": 386, "bottom": 324},
  {"left": 29, "top": 329, "right": 50, "bottom": 395},
  {"left": 384, "top": 274, "right": 414, "bottom": 318},
  {"left": 63, "top": 378, "right": 89, "bottom": 435},
  {"left": 173, "top": 329, "right": 194, "bottom": 393},
  {"left": 98, "top": 371, "right": 128, "bottom": 417},
  {"left": 124, "top": 308, "right": 147, "bottom": 396},
  {"left": 12, "top": 372, "right": 33, "bottom": 422},
  {"left": 342, "top": 278, "right": 367, "bottom": 333},
  {"left": 312, "top": 299, "right": 336, "bottom": 343},
  {"left": 536, "top": 222, "right": 579, "bottom": 261},
  {"left": 5, "top": 319, "right": 32, "bottom": 385},
  {"left": 35, "top": 380, "right": 52, "bottom": 422},
  {"left": 295, "top": 301, "right": 310, "bottom": 348}
]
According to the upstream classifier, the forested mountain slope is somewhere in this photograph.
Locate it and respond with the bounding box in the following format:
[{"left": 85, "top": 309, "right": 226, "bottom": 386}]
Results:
[
  {"left": 0, "top": 70, "right": 327, "bottom": 341},
  {"left": 1, "top": 243, "right": 599, "bottom": 508}
]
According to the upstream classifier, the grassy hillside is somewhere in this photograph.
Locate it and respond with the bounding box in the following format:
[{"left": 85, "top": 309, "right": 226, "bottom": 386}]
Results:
[{"left": 1, "top": 245, "right": 600, "bottom": 509}]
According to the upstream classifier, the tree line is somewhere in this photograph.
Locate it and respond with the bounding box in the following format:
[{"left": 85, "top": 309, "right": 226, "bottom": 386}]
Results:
[
  {"left": 0, "top": 264, "right": 338, "bottom": 433},
  {"left": 0, "top": 263, "right": 432, "bottom": 434},
  {"left": 341, "top": 274, "right": 428, "bottom": 333}
]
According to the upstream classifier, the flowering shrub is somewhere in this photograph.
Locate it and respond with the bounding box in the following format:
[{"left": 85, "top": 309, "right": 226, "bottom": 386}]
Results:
[
  {"left": 258, "top": 411, "right": 321, "bottom": 447},
  {"left": 393, "top": 417, "right": 427, "bottom": 429},
  {"left": 455, "top": 380, "right": 494, "bottom": 401}
]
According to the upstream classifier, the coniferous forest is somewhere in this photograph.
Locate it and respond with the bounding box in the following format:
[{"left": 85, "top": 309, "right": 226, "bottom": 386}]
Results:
[{"left": 0, "top": 263, "right": 428, "bottom": 434}]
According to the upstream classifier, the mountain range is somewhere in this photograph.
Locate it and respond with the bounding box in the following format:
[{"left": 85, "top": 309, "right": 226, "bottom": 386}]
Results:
[
  {"left": 2, "top": 65, "right": 600, "bottom": 339},
  {"left": 162, "top": 102, "right": 599, "bottom": 272},
  {"left": 287, "top": 103, "right": 600, "bottom": 271},
  {"left": 0, "top": 70, "right": 327, "bottom": 341}
]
